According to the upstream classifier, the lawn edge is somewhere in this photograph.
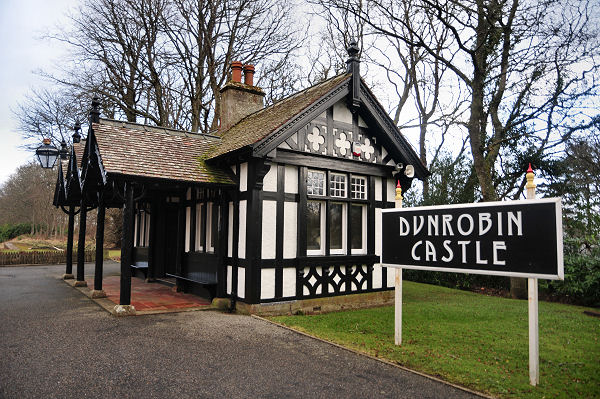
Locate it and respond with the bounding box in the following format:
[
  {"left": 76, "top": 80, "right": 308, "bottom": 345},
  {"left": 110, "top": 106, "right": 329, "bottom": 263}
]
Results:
[{"left": 252, "top": 314, "right": 495, "bottom": 399}]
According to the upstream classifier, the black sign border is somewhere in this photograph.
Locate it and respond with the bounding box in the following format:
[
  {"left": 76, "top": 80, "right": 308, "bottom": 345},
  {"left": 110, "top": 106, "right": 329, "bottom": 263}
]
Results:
[{"left": 380, "top": 198, "right": 564, "bottom": 280}]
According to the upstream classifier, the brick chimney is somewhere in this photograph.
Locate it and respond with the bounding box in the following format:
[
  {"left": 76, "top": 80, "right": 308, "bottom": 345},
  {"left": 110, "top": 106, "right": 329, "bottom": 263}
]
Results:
[{"left": 219, "top": 62, "right": 265, "bottom": 132}]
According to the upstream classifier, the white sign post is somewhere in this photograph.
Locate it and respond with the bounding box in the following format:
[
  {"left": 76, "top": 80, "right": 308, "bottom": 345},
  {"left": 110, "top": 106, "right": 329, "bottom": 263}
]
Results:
[
  {"left": 526, "top": 164, "right": 539, "bottom": 386},
  {"left": 394, "top": 182, "right": 402, "bottom": 346}
]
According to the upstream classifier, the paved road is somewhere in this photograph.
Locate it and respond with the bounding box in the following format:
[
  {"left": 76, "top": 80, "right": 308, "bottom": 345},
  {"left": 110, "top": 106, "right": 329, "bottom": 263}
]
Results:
[{"left": 0, "top": 264, "right": 482, "bottom": 399}]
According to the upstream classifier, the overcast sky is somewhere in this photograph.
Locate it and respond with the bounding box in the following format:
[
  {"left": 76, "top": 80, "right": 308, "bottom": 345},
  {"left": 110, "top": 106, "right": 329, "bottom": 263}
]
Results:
[{"left": 0, "top": 0, "right": 76, "bottom": 185}]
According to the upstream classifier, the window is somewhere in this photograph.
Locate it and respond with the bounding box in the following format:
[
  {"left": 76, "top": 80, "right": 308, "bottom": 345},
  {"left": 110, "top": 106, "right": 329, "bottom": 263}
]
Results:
[
  {"left": 329, "top": 173, "right": 347, "bottom": 198},
  {"left": 351, "top": 175, "right": 367, "bottom": 199},
  {"left": 351, "top": 204, "right": 367, "bottom": 254},
  {"left": 307, "top": 200, "right": 325, "bottom": 255},
  {"left": 305, "top": 171, "right": 369, "bottom": 257},
  {"left": 307, "top": 170, "right": 325, "bottom": 195},
  {"left": 329, "top": 202, "right": 346, "bottom": 254}
]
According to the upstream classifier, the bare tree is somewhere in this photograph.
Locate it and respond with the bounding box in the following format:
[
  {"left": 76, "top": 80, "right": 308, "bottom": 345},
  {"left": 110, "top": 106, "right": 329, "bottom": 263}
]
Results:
[{"left": 319, "top": 0, "right": 600, "bottom": 202}]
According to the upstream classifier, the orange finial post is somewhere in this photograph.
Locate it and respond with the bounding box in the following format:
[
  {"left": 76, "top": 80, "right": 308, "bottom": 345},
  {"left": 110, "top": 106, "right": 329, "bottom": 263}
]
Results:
[
  {"left": 526, "top": 163, "right": 536, "bottom": 199},
  {"left": 395, "top": 180, "right": 403, "bottom": 208}
]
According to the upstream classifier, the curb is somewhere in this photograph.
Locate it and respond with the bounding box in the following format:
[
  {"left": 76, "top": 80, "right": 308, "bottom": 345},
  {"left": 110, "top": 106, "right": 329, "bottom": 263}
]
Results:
[{"left": 251, "top": 314, "right": 495, "bottom": 399}]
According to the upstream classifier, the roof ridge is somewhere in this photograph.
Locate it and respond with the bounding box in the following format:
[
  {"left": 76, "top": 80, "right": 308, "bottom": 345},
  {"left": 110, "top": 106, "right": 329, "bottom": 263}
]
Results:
[
  {"left": 220, "top": 73, "right": 350, "bottom": 134},
  {"left": 98, "top": 118, "right": 221, "bottom": 140}
]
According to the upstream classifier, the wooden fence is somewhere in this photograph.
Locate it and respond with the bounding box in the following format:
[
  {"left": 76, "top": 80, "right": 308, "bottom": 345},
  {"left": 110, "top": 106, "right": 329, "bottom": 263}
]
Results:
[{"left": 0, "top": 250, "right": 96, "bottom": 266}]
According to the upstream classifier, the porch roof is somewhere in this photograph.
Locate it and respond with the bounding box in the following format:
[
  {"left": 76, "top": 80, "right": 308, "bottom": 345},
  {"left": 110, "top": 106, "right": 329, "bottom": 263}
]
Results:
[{"left": 93, "top": 119, "right": 234, "bottom": 185}]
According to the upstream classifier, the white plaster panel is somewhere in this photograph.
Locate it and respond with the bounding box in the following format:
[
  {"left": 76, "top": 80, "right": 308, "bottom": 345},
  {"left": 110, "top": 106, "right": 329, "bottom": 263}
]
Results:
[
  {"left": 386, "top": 180, "right": 396, "bottom": 203},
  {"left": 358, "top": 115, "right": 367, "bottom": 127},
  {"left": 333, "top": 100, "right": 353, "bottom": 124},
  {"left": 283, "top": 202, "right": 297, "bottom": 258},
  {"left": 278, "top": 141, "right": 291, "bottom": 150},
  {"left": 237, "top": 267, "right": 245, "bottom": 299},
  {"left": 262, "top": 201, "right": 277, "bottom": 259},
  {"left": 186, "top": 187, "right": 191, "bottom": 200},
  {"left": 261, "top": 268, "right": 276, "bottom": 299},
  {"left": 238, "top": 200, "right": 247, "bottom": 259},
  {"left": 386, "top": 267, "right": 396, "bottom": 287},
  {"left": 375, "top": 208, "right": 382, "bottom": 256},
  {"left": 185, "top": 207, "right": 190, "bottom": 252},
  {"left": 374, "top": 177, "right": 382, "bottom": 201},
  {"left": 227, "top": 265, "right": 233, "bottom": 294},
  {"left": 285, "top": 165, "right": 298, "bottom": 194},
  {"left": 372, "top": 264, "right": 382, "bottom": 289},
  {"left": 263, "top": 163, "right": 278, "bottom": 192},
  {"left": 228, "top": 202, "right": 233, "bottom": 257},
  {"left": 282, "top": 268, "right": 296, "bottom": 297},
  {"left": 239, "top": 162, "right": 248, "bottom": 192},
  {"left": 230, "top": 164, "right": 236, "bottom": 174}
]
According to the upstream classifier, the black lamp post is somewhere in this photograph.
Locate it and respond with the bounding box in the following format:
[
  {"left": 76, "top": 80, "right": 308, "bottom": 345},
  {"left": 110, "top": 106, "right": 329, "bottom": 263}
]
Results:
[{"left": 35, "top": 138, "right": 59, "bottom": 169}]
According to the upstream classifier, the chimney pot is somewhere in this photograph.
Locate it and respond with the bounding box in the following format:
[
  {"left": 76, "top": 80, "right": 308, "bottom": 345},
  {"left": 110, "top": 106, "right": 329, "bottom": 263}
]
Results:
[
  {"left": 231, "top": 61, "right": 243, "bottom": 83},
  {"left": 243, "top": 64, "right": 255, "bottom": 86}
]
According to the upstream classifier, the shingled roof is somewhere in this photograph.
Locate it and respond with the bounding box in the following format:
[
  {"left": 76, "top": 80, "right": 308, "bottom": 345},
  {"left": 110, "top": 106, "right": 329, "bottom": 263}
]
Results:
[
  {"left": 92, "top": 119, "right": 234, "bottom": 185},
  {"left": 210, "top": 73, "right": 351, "bottom": 158}
]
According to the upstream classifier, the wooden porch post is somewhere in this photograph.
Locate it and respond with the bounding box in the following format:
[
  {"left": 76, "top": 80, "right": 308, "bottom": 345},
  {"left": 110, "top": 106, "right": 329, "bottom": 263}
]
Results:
[
  {"left": 91, "top": 193, "right": 106, "bottom": 298},
  {"left": 62, "top": 205, "right": 75, "bottom": 279},
  {"left": 74, "top": 198, "right": 88, "bottom": 287},
  {"left": 115, "top": 182, "right": 136, "bottom": 315}
]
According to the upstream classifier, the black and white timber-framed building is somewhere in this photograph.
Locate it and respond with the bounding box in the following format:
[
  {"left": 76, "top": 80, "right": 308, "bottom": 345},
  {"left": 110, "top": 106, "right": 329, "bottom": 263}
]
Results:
[{"left": 53, "top": 44, "right": 429, "bottom": 314}]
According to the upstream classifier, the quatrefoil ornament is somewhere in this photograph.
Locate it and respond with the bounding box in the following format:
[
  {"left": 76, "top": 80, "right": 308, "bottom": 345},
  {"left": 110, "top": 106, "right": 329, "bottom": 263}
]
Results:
[
  {"left": 307, "top": 127, "right": 325, "bottom": 152},
  {"left": 334, "top": 132, "right": 351, "bottom": 156},
  {"left": 362, "top": 138, "right": 375, "bottom": 160}
]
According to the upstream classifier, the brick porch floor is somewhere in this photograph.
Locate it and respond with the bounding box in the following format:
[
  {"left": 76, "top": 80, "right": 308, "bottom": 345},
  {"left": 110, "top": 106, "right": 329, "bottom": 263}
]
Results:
[{"left": 86, "top": 276, "right": 211, "bottom": 311}]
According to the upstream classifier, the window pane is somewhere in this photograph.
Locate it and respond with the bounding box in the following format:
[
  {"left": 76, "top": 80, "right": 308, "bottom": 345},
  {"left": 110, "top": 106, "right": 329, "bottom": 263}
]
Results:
[
  {"left": 330, "top": 203, "right": 343, "bottom": 250},
  {"left": 351, "top": 204, "right": 364, "bottom": 249},
  {"left": 307, "top": 201, "right": 322, "bottom": 250},
  {"left": 351, "top": 176, "right": 366, "bottom": 199},
  {"left": 307, "top": 170, "right": 325, "bottom": 195},
  {"left": 329, "top": 173, "right": 346, "bottom": 197}
]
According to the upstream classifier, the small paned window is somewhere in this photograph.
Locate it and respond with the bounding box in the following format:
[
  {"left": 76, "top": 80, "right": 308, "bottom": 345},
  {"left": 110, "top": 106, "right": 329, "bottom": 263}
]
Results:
[
  {"left": 351, "top": 176, "right": 367, "bottom": 199},
  {"left": 307, "top": 170, "right": 325, "bottom": 196},
  {"left": 329, "top": 173, "right": 347, "bottom": 198}
]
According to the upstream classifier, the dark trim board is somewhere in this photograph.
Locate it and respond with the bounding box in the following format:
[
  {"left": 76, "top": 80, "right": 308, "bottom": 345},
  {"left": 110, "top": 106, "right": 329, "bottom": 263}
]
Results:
[{"left": 275, "top": 149, "right": 395, "bottom": 177}]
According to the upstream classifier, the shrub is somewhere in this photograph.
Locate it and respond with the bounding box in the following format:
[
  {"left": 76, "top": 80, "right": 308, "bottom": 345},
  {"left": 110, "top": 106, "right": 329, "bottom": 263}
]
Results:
[{"left": 0, "top": 223, "right": 32, "bottom": 243}]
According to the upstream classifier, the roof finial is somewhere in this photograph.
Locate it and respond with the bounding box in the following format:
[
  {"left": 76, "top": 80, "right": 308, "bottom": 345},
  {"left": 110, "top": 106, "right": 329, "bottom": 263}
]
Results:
[
  {"left": 72, "top": 119, "right": 81, "bottom": 143},
  {"left": 346, "top": 40, "right": 360, "bottom": 74},
  {"left": 90, "top": 96, "right": 101, "bottom": 124},
  {"left": 346, "top": 39, "right": 361, "bottom": 110}
]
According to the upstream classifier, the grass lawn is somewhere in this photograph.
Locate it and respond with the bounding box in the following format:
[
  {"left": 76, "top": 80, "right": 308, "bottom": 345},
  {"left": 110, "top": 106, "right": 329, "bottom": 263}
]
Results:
[{"left": 270, "top": 281, "right": 599, "bottom": 398}]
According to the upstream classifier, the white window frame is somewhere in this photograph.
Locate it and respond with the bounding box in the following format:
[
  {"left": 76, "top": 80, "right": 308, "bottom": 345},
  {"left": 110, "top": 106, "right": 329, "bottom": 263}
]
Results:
[
  {"left": 206, "top": 202, "right": 214, "bottom": 252},
  {"left": 195, "top": 203, "right": 204, "bottom": 251},
  {"left": 307, "top": 170, "right": 326, "bottom": 196},
  {"left": 306, "top": 200, "right": 326, "bottom": 255},
  {"left": 329, "top": 202, "right": 347, "bottom": 255},
  {"left": 329, "top": 172, "right": 347, "bottom": 198},
  {"left": 351, "top": 204, "right": 367, "bottom": 255},
  {"left": 350, "top": 175, "right": 367, "bottom": 200}
]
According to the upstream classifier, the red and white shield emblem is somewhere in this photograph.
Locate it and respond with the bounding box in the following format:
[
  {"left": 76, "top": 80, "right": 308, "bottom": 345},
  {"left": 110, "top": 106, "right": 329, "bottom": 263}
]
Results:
[{"left": 352, "top": 141, "right": 362, "bottom": 157}]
